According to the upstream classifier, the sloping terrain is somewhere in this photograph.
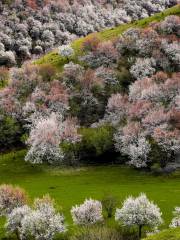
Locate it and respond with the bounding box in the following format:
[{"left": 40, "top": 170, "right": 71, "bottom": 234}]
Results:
[{"left": 36, "top": 4, "right": 180, "bottom": 70}]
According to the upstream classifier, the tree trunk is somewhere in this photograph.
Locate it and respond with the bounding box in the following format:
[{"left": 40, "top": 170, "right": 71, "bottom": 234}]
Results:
[
  {"left": 15, "top": 229, "right": 21, "bottom": 240},
  {"left": 139, "top": 225, "right": 142, "bottom": 239}
]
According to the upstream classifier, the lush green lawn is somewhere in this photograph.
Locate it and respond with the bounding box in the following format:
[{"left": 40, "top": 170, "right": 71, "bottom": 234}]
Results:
[{"left": 0, "top": 150, "right": 180, "bottom": 238}]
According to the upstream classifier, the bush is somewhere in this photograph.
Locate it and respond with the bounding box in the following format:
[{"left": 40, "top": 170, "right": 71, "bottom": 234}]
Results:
[
  {"left": 0, "top": 115, "right": 22, "bottom": 151},
  {"left": 38, "top": 64, "right": 56, "bottom": 82},
  {"left": 71, "top": 198, "right": 103, "bottom": 226},
  {"left": 102, "top": 194, "right": 117, "bottom": 218},
  {"left": 69, "top": 93, "right": 104, "bottom": 126},
  {"left": 61, "top": 141, "right": 80, "bottom": 166},
  {"left": 0, "top": 51, "right": 16, "bottom": 67},
  {"left": 0, "top": 184, "right": 28, "bottom": 216},
  {"left": 79, "top": 125, "right": 114, "bottom": 161}
]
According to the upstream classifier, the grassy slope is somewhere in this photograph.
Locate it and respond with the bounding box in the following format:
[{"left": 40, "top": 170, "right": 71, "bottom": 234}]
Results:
[
  {"left": 36, "top": 4, "right": 180, "bottom": 70},
  {"left": 0, "top": 151, "right": 180, "bottom": 237},
  {"left": 144, "top": 228, "right": 180, "bottom": 240}
]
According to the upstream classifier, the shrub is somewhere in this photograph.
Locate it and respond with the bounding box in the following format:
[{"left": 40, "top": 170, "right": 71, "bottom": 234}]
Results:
[
  {"left": 38, "top": 64, "right": 56, "bottom": 82},
  {"left": 59, "top": 45, "right": 74, "bottom": 59},
  {"left": 0, "top": 115, "right": 22, "bottom": 151},
  {"left": 5, "top": 205, "right": 31, "bottom": 240},
  {"left": 170, "top": 207, "right": 180, "bottom": 228},
  {"left": 0, "top": 51, "right": 16, "bottom": 67},
  {"left": 79, "top": 125, "right": 114, "bottom": 160},
  {"left": 0, "top": 184, "right": 28, "bottom": 216},
  {"left": 102, "top": 194, "right": 117, "bottom": 218},
  {"left": 82, "top": 35, "right": 101, "bottom": 52},
  {"left": 71, "top": 198, "right": 103, "bottom": 226}
]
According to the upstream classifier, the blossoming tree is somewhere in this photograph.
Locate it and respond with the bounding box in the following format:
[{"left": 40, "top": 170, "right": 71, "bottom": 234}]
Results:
[{"left": 115, "top": 193, "right": 163, "bottom": 239}]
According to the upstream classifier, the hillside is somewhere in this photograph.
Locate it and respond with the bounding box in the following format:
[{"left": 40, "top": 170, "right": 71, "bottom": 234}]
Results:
[
  {"left": 0, "top": 1, "right": 178, "bottom": 66},
  {"left": 36, "top": 4, "right": 180, "bottom": 69},
  {"left": 0, "top": 5, "right": 180, "bottom": 240}
]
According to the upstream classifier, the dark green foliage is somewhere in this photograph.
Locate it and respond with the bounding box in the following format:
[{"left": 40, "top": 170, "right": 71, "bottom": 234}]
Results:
[
  {"left": 116, "top": 66, "right": 133, "bottom": 94},
  {"left": 102, "top": 194, "right": 117, "bottom": 218},
  {"left": 69, "top": 94, "right": 105, "bottom": 127},
  {"left": 1, "top": 0, "right": 14, "bottom": 5},
  {"left": 0, "top": 68, "right": 9, "bottom": 89},
  {"left": 148, "top": 138, "right": 170, "bottom": 169},
  {"left": 61, "top": 142, "right": 80, "bottom": 166},
  {"left": 61, "top": 125, "right": 115, "bottom": 164},
  {"left": 79, "top": 125, "right": 115, "bottom": 160},
  {"left": 0, "top": 115, "right": 22, "bottom": 151}
]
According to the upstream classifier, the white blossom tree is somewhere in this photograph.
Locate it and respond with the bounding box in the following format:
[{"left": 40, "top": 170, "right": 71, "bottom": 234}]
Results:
[
  {"left": 25, "top": 113, "right": 64, "bottom": 164},
  {"left": 170, "top": 207, "right": 180, "bottom": 228},
  {"left": 6, "top": 205, "right": 31, "bottom": 240},
  {"left": 130, "top": 58, "right": 156, "bottom": 79},
  {"left": 15, "top": 196, "right": 66, "bottom": 240},
  {"left": 71, "top": 198, "right": 103, "bottom": 225},
  {"left": 115, "top": 193, "right": 163, "bottom": 239},
  {"left": 58, "top": 45, "right": 74, "bottom": 59},
  {"left": 20, "top": 203, "right": 66, "bottom": 240},
  {"left": 114, "top": 122, "right": 151, "bottom": 168},
  {"left": 0, "top": 51, "right": 16, "bottom": 67}
]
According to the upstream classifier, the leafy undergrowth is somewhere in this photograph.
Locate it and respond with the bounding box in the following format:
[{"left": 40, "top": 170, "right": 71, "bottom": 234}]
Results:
[
  {"left": 144, "top": 228, "right": 180, "bottom": 240},
  {"left": 36, "top": 4, "right": 180, "bottom": 70}
]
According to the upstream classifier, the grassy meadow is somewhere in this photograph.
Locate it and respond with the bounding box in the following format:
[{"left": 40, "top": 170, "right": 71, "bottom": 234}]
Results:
[{"left": 0, "top": 150, "right": 180, "bottom": 238}]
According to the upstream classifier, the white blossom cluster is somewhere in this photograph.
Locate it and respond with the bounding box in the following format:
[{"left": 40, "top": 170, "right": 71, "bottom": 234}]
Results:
[
  {"left": 6, "top": 198, "right": 66, "bottom": 240},
  {"left": 25, "top": 112, "right": 81, "bottom": 165},
  {"left": 115, "top": 193, "right": 163, "bottom": 228},
  {"left": 71, "top": 198, "right": 103, "bottom": 225},
  {"left": 130, "top": 58, "right": 157, "bottom": 79},
  {"left": 58, "top": 45, "right": 74, "bottom": 58},
  {"left": 161, "top": 40, "right": 180, "bottom": 66},
  {"left": 114, "top": 130, "right": 151, "bottom": 168},
  {"left": 0, "top": 0, "right": 176, "bottom": 66},
  {"left": 25, "top": 113, "right": 64, "bottom": 164},
  {"left": 5, "top": 205, "right": 31, "bottom": 236},
  {"left": 170, "top": 207, "right": 180, "bottom": 228}
]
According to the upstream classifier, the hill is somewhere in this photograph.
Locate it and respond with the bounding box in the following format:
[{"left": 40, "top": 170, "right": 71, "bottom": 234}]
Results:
[
  {"left": 1, "top": 0, "right": 177, "bottom": 66},
  {"left": 36, "top": 4, "right": 180, "bottom": 70}
]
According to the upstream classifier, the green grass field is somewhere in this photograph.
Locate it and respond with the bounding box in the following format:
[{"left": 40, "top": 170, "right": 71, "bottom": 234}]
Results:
[{"left": 0, "top": 150, "right": 180, "bottom": 238}]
